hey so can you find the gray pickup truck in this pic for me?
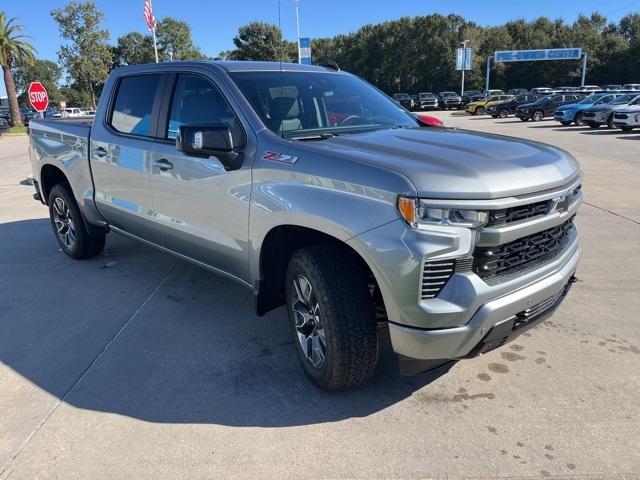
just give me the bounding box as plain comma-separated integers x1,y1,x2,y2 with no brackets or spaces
28,61,582,390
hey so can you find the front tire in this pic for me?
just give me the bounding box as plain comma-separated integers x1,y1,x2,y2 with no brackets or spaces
587,122,599,129
532,110,544,122
476,107,485,115
561,122,572,126
48,184,105,259
285,245,378,391
621,126,634,132
498,108,509,118
574,112,584,126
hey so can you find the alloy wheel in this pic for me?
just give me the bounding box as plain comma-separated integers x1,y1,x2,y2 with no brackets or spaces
52,197,77,250
291,274,326,369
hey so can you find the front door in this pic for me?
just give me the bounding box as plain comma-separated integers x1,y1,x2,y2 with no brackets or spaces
148,73,252,283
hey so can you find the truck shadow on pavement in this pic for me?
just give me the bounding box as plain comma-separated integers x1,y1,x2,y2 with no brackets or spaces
0,219,451,428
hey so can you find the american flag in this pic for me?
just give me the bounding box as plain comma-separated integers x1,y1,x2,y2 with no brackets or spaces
144,0,157,31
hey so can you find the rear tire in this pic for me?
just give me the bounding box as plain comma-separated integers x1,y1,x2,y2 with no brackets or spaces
48,184,105,260
498,108,509,118
476,107,485,115
560,122,572,126
621,126,634,132
587,122,599,129
532,110,544,122
285,245,378,391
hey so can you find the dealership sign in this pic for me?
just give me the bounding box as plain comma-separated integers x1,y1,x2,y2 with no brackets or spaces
494,48,582,63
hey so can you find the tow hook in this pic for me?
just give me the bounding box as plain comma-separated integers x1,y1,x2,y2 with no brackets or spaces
33,192,41,202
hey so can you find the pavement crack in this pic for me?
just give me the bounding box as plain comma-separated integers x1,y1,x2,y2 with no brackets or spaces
583,201,640,226
0,262,178,478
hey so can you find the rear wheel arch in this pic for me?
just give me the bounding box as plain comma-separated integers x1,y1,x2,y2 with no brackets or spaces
40,164,69,205
255,225,385,319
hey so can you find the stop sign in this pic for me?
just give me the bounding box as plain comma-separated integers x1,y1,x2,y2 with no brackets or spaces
28,82,49,113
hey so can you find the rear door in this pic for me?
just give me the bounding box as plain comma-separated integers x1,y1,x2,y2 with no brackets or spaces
90,73,165,237
147,71,254,282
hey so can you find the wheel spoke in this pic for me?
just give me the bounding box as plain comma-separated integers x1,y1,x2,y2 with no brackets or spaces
54,219,65,233
310,333,325,367
53,199,64,217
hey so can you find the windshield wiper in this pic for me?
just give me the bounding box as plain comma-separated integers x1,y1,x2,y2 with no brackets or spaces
290,132,336,141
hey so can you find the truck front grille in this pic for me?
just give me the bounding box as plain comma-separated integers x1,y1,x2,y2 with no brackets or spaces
487,200,551,226
473,217,575,279
420,260,455,299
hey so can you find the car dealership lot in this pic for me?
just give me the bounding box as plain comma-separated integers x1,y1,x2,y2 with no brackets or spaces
1,121,639,479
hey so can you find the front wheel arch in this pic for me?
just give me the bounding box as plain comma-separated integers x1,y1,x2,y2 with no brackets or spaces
255,225,386,320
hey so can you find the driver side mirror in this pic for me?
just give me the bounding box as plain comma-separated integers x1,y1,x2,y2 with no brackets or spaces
176,124,242,170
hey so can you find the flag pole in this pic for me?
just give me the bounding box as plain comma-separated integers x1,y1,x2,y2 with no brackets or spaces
152,27,159,63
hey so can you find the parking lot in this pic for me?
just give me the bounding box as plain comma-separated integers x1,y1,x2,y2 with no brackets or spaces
1,114,639,479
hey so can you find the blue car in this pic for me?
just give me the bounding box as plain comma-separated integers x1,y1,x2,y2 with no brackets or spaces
554,93,623,126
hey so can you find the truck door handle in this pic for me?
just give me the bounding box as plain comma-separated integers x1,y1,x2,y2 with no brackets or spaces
94,146,108,157
153,158,173,171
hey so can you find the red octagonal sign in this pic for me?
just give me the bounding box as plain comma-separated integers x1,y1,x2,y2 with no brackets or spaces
28,82,49,113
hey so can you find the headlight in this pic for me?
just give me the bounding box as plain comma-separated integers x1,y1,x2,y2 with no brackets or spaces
397,196,488,229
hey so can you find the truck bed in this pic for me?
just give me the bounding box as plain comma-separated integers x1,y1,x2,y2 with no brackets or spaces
29,117,93,139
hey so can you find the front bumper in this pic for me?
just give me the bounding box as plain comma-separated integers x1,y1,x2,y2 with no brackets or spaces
388,244,580,360
584,111,608,124
554,110,575,122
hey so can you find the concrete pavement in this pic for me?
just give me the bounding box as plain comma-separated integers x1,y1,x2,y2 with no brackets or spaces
0,118,638,479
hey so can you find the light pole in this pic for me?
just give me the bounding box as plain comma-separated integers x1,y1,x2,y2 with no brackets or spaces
460,40,469,96
294,0,301,64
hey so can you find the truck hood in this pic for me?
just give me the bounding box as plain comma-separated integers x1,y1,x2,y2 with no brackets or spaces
309,127,580,199
587,104,627,113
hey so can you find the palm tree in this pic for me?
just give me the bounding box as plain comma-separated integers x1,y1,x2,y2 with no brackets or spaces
0,12,36,127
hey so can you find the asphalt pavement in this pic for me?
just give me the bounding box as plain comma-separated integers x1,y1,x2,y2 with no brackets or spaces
0,115,639,479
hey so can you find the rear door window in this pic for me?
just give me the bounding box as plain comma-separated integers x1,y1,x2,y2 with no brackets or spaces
110,75,161,136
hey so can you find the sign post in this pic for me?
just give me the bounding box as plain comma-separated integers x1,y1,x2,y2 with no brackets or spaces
28,82,49,117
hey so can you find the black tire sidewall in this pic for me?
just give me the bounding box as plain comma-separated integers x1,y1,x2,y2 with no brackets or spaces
285,246,377,390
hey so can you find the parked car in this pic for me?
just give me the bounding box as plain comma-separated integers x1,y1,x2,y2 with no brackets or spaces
622,84,640,91
415,114,444,126
554,86,578,92
600,85,622,91
20,108,37,125
393,93,414,110
438,91,463,109
61,107,84,118
507,88,528,96
554,93,624,126
612,106,640,131
26,61,583,390
0,116,9,135
530,87,554,95
466,94,513,115
576,85,601,93
582,93,640,128
516,94,583,121
482,89,505,97
486,94,541,118
461,90,484,105
416,92,439,110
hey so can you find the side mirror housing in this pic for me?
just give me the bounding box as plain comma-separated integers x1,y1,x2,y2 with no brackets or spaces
176,124,242,170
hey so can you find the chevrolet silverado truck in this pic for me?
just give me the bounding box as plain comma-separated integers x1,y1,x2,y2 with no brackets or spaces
28,61,582,391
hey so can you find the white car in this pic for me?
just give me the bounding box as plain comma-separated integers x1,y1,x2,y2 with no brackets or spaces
612,106,640,131
61,107,84,118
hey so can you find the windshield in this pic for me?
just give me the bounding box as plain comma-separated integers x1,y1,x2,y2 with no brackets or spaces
394,94,410,100
441,92,457,96
419,93,436,99
610,94,638,105
230,71,417,138
577,94,602,104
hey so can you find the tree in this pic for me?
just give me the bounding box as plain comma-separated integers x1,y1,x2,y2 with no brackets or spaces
156,17,205,60
0,12,36,126
225,22,296,61
51,1,112,109
112,32,156,67
14,59,63,107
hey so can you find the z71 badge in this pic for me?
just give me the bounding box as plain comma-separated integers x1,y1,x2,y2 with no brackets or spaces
261,151,299,165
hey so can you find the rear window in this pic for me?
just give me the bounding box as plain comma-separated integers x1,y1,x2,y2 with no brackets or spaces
110,75,161,136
